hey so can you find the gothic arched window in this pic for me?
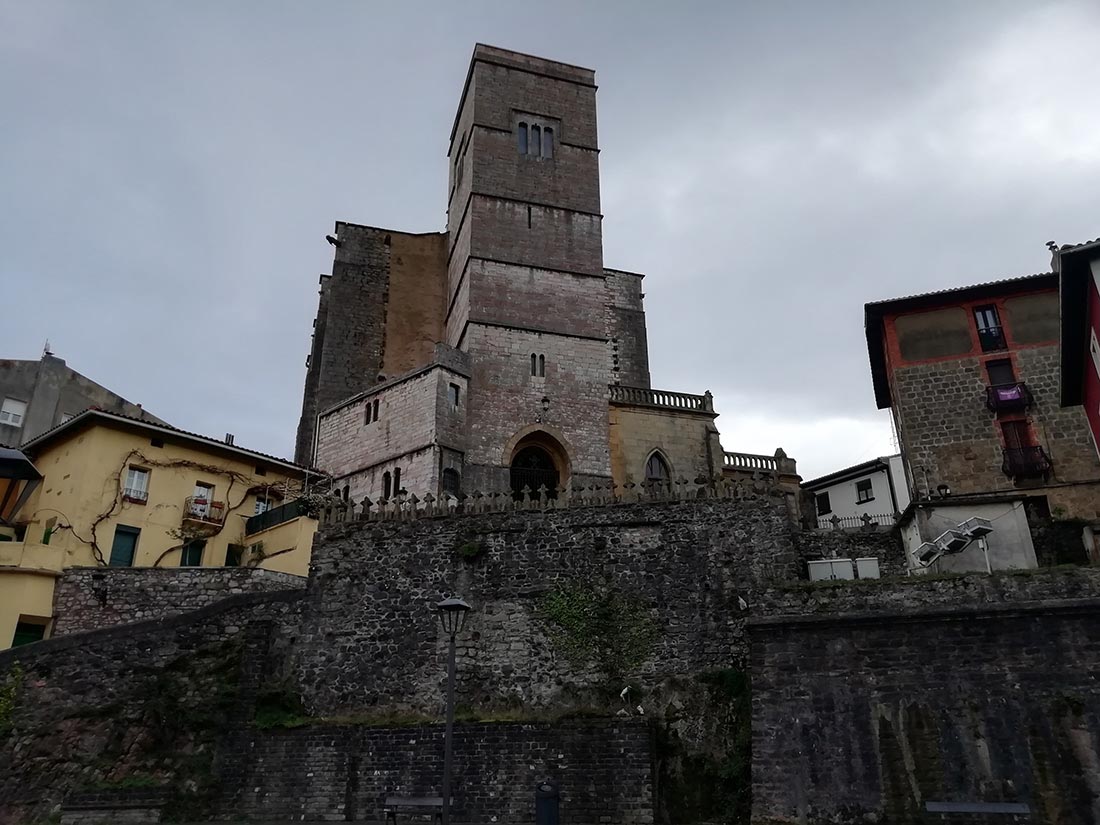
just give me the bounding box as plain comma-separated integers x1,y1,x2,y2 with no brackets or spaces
517,122,528,154
530,125,541,156
382,471,392,501
442,468,461,497
645,452,671,483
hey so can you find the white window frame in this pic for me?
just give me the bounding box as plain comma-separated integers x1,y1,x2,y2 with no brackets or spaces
0,398,27,428
124,467,150,501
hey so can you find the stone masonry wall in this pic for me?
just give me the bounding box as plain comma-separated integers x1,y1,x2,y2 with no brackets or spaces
608,405,718,488
0,590,304,824
606,269,651,389
795,527,907,578
291,496,800,716
750,590,1100,825
220,720,653,825
50,566,305,636
891,342,1100,516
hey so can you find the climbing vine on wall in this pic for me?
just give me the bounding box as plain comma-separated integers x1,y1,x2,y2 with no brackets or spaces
0,665,23,734
539,584,658,678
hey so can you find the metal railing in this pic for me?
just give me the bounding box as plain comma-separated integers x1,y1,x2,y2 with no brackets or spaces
1001,446,1052,479
817,513,898,530
245,498,311,536
122,487,148,503
985,382,1033,413
183,496,225,525
724,452,778,472
609,385,713,411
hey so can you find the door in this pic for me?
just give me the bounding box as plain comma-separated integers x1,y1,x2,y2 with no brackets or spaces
109,525,140,566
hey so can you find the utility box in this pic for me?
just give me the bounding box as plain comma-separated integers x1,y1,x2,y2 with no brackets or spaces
535,780,559,825
807,559,855,581
855,557,881,579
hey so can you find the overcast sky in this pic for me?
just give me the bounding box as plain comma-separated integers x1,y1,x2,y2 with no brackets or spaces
2,2,1098,480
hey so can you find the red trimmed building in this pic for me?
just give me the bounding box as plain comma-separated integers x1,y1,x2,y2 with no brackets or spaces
1057,237,1100,460
865,271,1100,571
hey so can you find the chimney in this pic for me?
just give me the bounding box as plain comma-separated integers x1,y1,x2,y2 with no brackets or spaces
225,433,235,445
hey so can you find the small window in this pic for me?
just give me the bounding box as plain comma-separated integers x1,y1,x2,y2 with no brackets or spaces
531,354,538,376
530,124,541,156
254,497,270,515
645,452,670,482
542,127,554,159
986,359,1016,386
342,485,350,501
124,467,150,503
815,492,832,516
180,539,205,567
442,468,461,496
974,305,1006,352
383,471,392,500
517,121,528,154
538,354,546,377
373,399,380,422
42,516,57,545
255,466,267,477
225,544,244,567
12,620,47,647
393,467,402,495
855,479,874,504
0,398,27,428
150,438,165,448
365,403,373,424
449,383,461,409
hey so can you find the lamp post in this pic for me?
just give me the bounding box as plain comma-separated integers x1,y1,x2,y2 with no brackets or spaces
437,596,471,825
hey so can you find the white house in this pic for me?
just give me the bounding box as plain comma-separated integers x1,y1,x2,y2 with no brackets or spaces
802,455,910,528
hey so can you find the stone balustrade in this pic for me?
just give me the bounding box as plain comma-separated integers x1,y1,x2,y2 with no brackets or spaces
608,384,714,412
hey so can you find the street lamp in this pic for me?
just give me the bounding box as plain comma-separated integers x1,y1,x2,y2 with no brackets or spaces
437,596,471,825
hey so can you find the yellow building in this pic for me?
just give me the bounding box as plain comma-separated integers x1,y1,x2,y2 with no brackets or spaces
0,410,323,648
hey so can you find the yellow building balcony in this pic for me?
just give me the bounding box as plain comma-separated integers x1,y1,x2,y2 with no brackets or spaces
182,496,227,533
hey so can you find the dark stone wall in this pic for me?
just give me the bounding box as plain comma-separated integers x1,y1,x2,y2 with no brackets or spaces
750,575,1100,825
291,496,800,716
795,527,907,578
219,720,653,825
51,566,305,636
0,591,303,824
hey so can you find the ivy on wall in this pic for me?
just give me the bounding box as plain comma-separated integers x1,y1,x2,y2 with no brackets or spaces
539,584,658,678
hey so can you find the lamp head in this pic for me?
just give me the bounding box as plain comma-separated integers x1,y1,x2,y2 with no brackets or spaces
436,596,471,636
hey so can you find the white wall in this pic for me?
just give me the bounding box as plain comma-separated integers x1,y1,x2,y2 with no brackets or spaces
811,464,900,527
901,500,1037,574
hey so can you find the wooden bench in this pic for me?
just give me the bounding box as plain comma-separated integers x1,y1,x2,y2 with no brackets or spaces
383,795,445,825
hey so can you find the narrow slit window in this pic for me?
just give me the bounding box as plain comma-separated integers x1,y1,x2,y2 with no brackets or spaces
530,125,541,156
372,399,380,422
365,404,372,424
531,354,538,376
393,467,401,495
527,206,532,229
538,354,546,377
542,127,554,158
383,472,392,500
517,122,528,154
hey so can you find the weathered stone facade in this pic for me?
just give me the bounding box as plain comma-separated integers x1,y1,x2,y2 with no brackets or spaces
869,275,1100,527
751,575,1100,824
295,45,768,504
219,721,653,825
50,566,305,636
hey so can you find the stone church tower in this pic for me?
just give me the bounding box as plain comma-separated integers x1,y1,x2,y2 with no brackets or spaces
296,45,794,501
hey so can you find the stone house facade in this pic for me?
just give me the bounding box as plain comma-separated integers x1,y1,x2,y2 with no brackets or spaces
865,271,1100,528
297,45,793,502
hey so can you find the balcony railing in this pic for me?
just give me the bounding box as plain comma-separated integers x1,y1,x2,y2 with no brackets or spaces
122,487,148,504
986,382,1032,413
724,452,779,472
1001,446,1052,479
244,498,313,536
183,496,226,525
609,385,713,412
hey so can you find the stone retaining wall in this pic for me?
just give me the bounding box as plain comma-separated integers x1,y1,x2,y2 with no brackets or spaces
51,566,305,636
220,720,653,825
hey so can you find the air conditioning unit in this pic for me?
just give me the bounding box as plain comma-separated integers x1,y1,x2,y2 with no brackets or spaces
959,516,993,539
915,542,941,565
934,529,971,555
